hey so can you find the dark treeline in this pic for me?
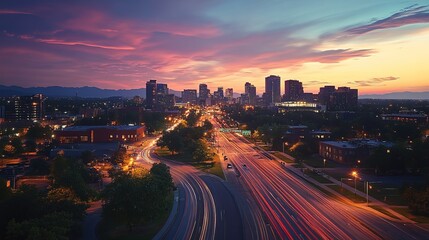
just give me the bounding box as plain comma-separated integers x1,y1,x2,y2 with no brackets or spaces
157,110,213,162
0,154,98,240
101,163,174,231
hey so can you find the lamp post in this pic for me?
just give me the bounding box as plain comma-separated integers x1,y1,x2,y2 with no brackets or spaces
283,142,289,153
323,158,326,168
352,171,358,195
365,181,381,205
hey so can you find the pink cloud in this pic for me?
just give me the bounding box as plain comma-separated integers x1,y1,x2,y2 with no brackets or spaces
0,9,33,15
35,38,135,50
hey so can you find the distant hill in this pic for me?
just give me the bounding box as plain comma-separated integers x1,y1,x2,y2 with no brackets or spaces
360,91,429,100
0,85,182,98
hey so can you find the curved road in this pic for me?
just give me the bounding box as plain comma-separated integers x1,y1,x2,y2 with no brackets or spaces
136,136,245,240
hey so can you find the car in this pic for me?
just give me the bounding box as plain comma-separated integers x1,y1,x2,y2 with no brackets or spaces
227,163,232,169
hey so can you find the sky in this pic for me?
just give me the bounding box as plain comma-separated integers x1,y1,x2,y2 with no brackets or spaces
1,0,429,95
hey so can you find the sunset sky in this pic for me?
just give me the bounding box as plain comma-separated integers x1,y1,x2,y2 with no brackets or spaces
1,1,429,95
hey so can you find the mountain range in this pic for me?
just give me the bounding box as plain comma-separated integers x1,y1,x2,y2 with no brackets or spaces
0,85,181,98
360,92,429,100
1,85,428,100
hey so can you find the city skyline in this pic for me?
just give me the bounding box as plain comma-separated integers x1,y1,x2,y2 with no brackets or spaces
1,1,429,95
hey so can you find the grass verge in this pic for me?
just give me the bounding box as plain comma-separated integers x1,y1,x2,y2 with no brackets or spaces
155,147,225,180
191,154,225,180
369,205,400,219
305,171,333,184
272,152,295,163
391,207,429,223
327,184,366,203
97,192,174,240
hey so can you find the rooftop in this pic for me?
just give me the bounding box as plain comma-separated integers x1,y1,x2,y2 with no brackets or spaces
321,139,393,149
61,125,143,131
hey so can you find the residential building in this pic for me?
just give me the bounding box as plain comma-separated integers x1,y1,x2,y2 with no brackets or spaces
5,94,45,121
319,139,392,164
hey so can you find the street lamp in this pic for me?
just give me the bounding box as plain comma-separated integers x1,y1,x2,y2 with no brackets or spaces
352,171,358,195
283,142,289,153
323,158,326,168
365,181,381,205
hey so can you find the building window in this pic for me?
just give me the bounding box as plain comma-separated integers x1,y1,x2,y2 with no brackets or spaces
80,136,89,142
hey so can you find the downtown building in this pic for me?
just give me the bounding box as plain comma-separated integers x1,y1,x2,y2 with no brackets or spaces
145,80,157,109
145,80,175,110
213,87,224,104
182,89,198,105
264,75,281,105
244,82,257,105
284,80,304,101
225,88,234,103
198,83,210,105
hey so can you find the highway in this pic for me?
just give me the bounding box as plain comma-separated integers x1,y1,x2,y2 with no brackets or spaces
215,121,429,239
136,136,244,240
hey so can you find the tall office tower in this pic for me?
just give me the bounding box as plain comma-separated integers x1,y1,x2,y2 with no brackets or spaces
6,94,45,121
225,88,233,100
182,89,198,105
248,85,257,105
156,84,169,95
155,83,169,110
245,82,252,94
199,84,209,104
329,87,358,111
244,82,257,105
265,75,281,105
146,79,157,109
217,87,224,99
318,86,336,105
284,80,304,101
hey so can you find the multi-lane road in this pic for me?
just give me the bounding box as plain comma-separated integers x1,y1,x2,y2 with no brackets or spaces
134,117,429,240
136,136,245,240
215,119,429,239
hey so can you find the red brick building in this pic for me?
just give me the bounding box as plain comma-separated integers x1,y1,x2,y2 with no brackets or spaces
55,125,145,143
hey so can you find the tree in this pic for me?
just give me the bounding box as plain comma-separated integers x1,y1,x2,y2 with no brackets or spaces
185,110,200,127
102,164,174,231
26,125,52,141
5,212,73,240
404,187,429,215
51,156,94,201
150,163,174,192
203,119,213,131
46,188,88,220
102,175,148,231
157,130,184,154
192,140,211,162
80,150,95,165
